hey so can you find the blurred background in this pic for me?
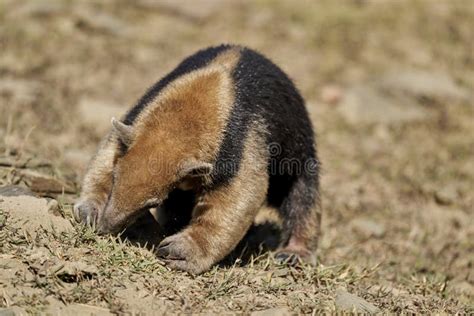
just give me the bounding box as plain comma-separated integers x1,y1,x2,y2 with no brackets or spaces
0,0,473,312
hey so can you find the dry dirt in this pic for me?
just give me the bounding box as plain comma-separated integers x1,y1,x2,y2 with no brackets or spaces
0,0,473,314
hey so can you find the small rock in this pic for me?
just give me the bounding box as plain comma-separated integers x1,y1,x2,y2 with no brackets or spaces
379,69,471,103
434,186,458,205
136,0,230,22
0,155,51,168
0,196,73,235
54,261,98,281
47,199,60,215
251,307,291,316
335,288,380,314
0,308,15,316
337,68,471,125
18,169,75,194
9,1,65,18
47,304,112,316
351,219,386,238
3,308,26,316
75,10,131,37
0,185,35,197
338,85,429,125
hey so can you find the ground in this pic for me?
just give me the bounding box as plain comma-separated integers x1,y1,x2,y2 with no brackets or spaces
0,0,473,314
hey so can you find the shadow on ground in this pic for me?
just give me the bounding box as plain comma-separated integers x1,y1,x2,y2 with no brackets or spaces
122,209,282,267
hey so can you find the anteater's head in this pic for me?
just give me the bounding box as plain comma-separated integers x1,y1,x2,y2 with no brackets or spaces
96,118,213,234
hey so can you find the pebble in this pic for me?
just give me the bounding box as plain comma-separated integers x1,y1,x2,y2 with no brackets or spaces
0,185,35,197
351,218,386,238
335,288,380,314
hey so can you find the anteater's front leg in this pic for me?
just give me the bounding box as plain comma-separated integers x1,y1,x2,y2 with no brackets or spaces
74,133,117,226
157,158,269,274
156,178,268,274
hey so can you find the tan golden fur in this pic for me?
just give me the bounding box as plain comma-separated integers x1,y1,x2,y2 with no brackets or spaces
158,124,269,274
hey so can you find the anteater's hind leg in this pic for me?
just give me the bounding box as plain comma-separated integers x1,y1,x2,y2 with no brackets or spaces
275,174,321,265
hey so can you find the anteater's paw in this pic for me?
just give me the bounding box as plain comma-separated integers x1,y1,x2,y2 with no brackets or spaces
274,249,317,266
156,232,210,274
73,199,101,227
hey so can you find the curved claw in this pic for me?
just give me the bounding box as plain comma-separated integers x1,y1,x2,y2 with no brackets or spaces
74,199,100,227
156,237,186,261
274,249,317,266
274,252,302,266
154,233,209,274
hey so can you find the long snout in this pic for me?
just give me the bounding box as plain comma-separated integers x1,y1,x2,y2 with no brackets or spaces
96,203,146,235
95,202,126,234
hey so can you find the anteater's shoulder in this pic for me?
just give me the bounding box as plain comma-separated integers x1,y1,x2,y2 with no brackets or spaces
124,44,245,125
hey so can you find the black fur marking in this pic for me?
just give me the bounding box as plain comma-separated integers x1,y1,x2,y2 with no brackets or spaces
159,189,195,235
211,47,319,187
210,47,320,242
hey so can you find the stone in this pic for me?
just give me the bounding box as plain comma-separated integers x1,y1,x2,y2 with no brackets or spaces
335,288,380,314
136,0,231,22
0,196,73,236
434,186,458,205
47,304,112,316
379,69,471,103
75,10,132,37
0,185,35,197
338,85,429,124
338,68,472,125
251,307,291,316
17,170,75,194
46,199,60,215
0,155,51,168
0,309,15,316
351,218,386,238
8,1,65,18
54,261,98,280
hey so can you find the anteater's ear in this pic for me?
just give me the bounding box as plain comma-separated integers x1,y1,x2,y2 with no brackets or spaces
179,160,213,178
111,117,134,146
